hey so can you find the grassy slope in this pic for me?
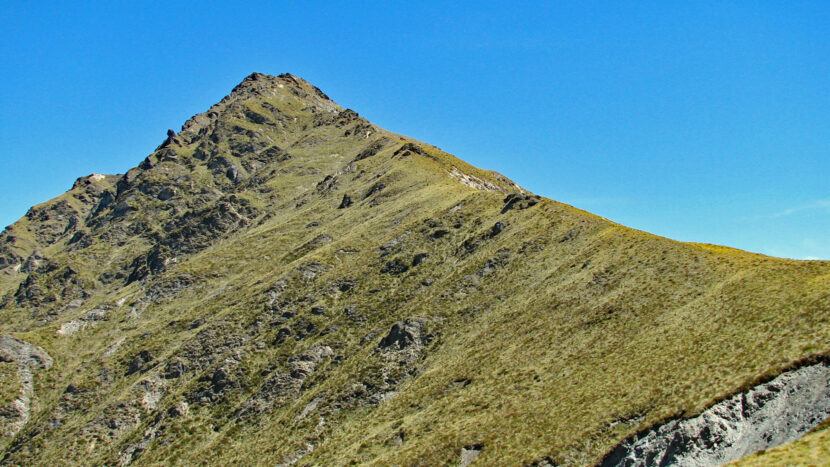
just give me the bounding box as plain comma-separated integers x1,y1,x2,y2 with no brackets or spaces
0,73,828,466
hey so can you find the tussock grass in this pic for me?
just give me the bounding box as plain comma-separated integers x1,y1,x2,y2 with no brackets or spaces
0,73,828,465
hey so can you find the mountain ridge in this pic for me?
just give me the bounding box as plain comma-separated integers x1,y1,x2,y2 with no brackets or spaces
0,73,828,466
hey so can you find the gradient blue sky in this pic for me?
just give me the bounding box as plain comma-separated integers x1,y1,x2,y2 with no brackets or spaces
1,1,828,259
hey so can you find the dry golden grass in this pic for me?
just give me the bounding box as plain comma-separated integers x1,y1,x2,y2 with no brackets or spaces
0,73,828,466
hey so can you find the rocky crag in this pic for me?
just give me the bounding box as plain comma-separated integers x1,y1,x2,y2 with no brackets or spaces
0,73,828,465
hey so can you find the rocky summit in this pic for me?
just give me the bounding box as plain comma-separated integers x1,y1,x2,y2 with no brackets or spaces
0,73,829,466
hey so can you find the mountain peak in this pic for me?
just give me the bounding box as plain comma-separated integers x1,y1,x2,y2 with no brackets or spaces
243,71,268,81
231,71,286,93
174,72,341,141
3,73,828,466
226,72,331,103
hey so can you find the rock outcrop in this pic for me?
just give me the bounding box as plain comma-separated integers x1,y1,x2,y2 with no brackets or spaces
0,335,52,443
601,362,830,466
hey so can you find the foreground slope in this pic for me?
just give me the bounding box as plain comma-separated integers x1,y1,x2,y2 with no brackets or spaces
0,73,828,466
731,420,830,466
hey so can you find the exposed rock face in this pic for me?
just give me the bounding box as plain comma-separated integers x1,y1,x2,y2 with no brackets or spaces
315,175,339,195
353,140,389,162
20,251,46,274
338,194,353,209
601,362,830,466
502,193,540,213
378,318,429,377
237,345,334,417
411,253,429,267
0,335,52,371
380,257,409,275
447,167,520,194
460,443,484,466
0,335,52,442
56,307,109,335
127,350,155,376
379,319,425,353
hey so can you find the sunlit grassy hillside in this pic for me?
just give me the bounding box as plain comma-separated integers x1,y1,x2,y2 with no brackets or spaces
0,73,828,466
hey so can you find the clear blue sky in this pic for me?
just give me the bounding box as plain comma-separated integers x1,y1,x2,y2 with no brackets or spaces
1,1,828,259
